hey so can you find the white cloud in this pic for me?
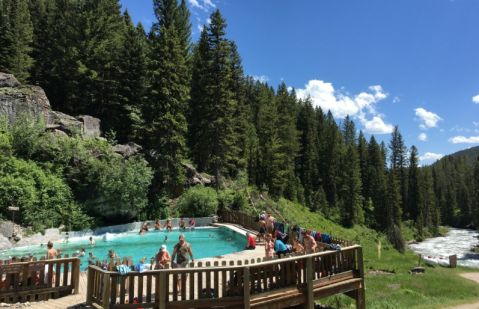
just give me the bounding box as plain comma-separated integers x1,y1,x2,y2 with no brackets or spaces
295,80,393,134
364,116,394,134
450,125,470,133
474,121,479,127
393,96,400,103
253,75,269,83
414,108,442,129
197,24,204,32
448,136,479,144
473,95,479,104
419,152,444,161
418,133,427,141
188,0,216,11
206,17,211,24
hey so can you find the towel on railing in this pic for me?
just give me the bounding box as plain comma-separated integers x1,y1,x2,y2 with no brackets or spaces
322,233,331,244
117,264,131,275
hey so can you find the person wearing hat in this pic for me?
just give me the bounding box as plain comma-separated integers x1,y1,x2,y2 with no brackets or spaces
155,245,171,269
28,253,34,262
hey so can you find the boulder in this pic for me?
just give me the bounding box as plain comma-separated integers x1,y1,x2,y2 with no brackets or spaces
44,228,62,241
15,232,44,247
0,235,12,250
0,73,20,88
52,129,68,137
112,142,141,157
181,162,214,187
0,221,14,238
79,115,101,138
46,111,82,134
0,84,51,124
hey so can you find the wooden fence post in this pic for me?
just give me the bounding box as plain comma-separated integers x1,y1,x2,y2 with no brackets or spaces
86,266,94,306
356,247,366,309
159,271,167,309
306,256,314,309
243,266,250,309
73,258,81,294
102,273,111,309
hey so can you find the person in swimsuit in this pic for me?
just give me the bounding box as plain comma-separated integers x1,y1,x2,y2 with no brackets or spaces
301,230,317,252
154,220,161,230
179,218,186,230
46,241,57,284
264,233,275,258
108,249,119,259
188,219,195,230
166,220,173,232
292,237,304,253
89,237,95,245
171,234,194,295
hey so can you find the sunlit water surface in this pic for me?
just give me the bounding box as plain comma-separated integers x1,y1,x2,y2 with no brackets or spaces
408,228,479,268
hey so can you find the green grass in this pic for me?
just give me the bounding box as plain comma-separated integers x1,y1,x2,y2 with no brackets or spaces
269,198,479,309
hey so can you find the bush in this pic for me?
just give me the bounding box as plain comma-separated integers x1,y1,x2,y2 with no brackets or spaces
176,186,218,217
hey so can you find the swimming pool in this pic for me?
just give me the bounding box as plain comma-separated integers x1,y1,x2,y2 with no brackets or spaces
0,227,245,271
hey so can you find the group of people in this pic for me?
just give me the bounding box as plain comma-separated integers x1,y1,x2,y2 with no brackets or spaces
139,218,196,234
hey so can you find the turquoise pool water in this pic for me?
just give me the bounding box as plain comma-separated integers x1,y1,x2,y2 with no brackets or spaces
0,227,245,271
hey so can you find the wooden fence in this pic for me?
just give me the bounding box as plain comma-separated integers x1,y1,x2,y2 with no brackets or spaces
221,210,355,247
86,245,365,309
0,255,81,303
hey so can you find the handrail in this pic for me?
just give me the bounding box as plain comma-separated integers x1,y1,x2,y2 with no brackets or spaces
86,244,365,309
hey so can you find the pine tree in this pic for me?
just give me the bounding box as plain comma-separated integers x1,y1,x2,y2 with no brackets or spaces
148,0,191,189
473,156,479,227
0,0,33,83
341,143,364,226
407,145,421,224
118,11,148,142
367,136,387,229
389,125,408,218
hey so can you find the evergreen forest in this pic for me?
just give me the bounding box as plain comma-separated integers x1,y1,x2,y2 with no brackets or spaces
1,0,479,250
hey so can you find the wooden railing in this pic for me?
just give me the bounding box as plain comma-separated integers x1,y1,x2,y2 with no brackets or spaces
86,245,365,309
0,255,81,303
221,210,355,247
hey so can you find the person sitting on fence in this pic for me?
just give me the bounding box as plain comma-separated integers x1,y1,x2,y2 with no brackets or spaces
28,252,34,262
301,230,317,252
139,228,145,235
142,222,150,232
154,220,161,230
150,257,156,270
244,232,256,250
274,238,290,257
89,236,95,245
264,233,275,258
179,218,186,230
166,219,173,232
292,237,304,253
171,234,194,296
155,245,171,269
108,249,119,259
188,219,196,230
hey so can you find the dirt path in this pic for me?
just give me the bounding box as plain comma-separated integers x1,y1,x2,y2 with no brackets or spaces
443,273,479,309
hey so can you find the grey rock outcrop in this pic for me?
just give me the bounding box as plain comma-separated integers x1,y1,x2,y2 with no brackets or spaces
182,162,214,187
14,228,62,247
0,235,12,250
112,142,142,158
79,115,101,138
0,72,101,140
0,73,20,88
0,221,14,238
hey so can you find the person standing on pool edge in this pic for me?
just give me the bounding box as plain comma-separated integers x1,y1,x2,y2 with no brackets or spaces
171,234,194,296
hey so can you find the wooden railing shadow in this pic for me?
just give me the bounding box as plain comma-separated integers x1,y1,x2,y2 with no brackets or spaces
86,245,365,309
0,254,81,303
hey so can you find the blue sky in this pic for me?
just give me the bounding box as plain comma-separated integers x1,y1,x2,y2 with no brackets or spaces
119,0,479,165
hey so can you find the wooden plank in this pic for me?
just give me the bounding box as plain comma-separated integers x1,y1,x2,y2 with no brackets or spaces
228,261,234,296
221,261,227,297
73,258,80,294
196,262,202,300
243,266,250,309
146,274,152,302
213,261,219,299
165,296,243,309
111,275,118,305
237,261,243,296
86,266,94,306
181,263,186,301
128,273,134,304
120,276,126,304
137,274,144,303
306,257,314,309
205,261,211,298
102,273,111,309
189,262,195,300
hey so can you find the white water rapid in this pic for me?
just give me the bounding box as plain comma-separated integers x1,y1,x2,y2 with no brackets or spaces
408,228,479,269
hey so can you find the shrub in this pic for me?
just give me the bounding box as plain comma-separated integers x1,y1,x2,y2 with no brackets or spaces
176,186,218,217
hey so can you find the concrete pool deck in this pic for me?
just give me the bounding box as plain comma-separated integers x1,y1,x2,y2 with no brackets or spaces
23,223,266,309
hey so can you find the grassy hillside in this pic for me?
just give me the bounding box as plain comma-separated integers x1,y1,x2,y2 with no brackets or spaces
268,198,479,309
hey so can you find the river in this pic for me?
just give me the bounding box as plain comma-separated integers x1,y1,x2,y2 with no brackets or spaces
408,228,479,268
